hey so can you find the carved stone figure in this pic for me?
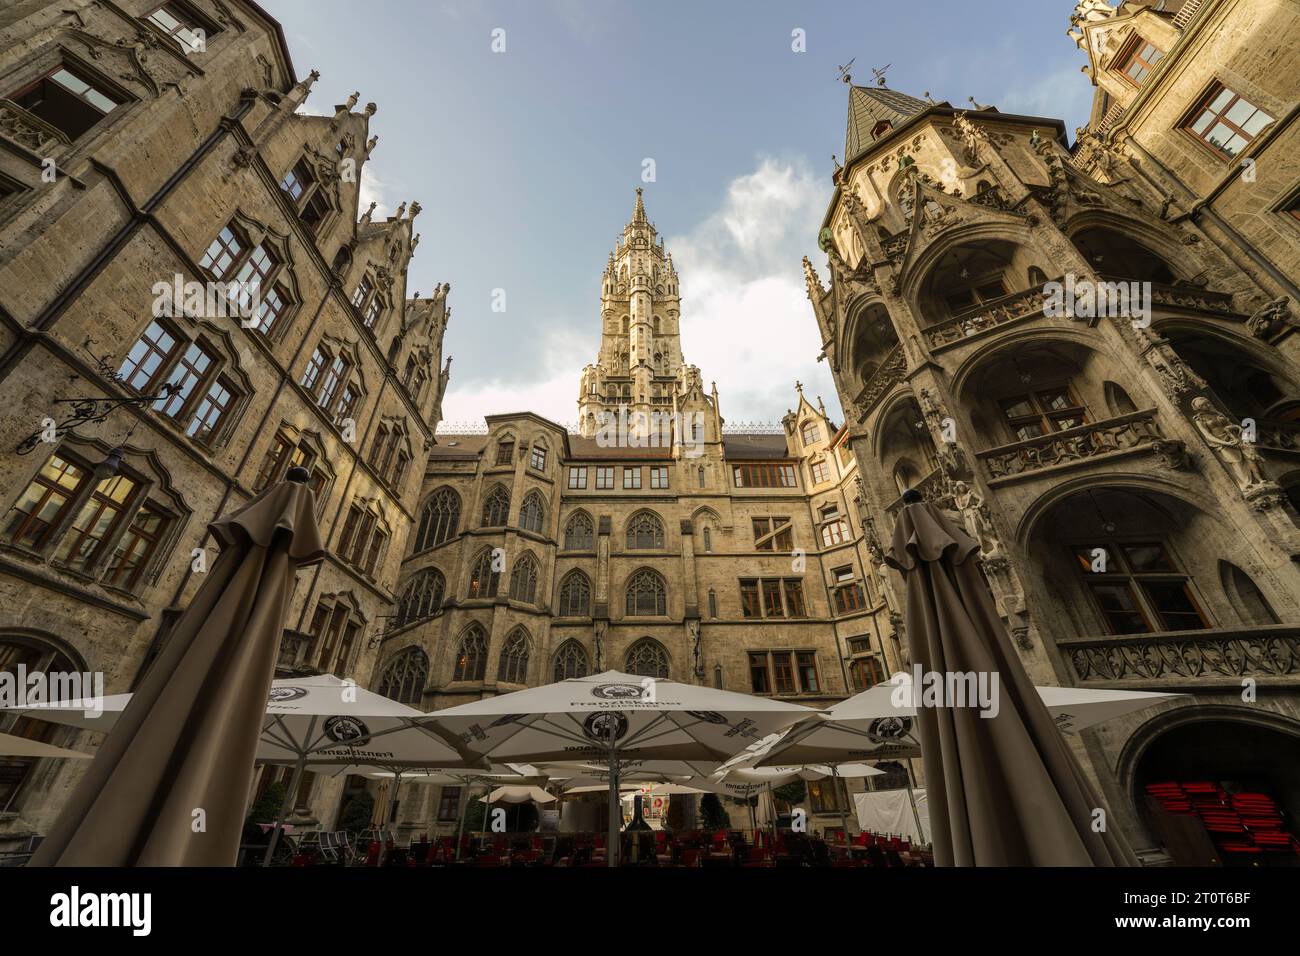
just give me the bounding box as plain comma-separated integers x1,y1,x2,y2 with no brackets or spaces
1191,396,1266,490
951,481,999,554
1246,297,1295,339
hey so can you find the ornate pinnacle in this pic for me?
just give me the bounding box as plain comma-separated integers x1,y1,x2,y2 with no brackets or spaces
803,256,825,300
632,186,647,224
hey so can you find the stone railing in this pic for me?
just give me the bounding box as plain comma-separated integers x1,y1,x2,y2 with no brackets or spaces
1061,624,1300,685
850,345,906,420
881,232,909,260
1147,281,1237,317
1173,0,1206,29
923,282,1057,350
980,408,1171,481
1257,418,1300,454
276,629,315,673
0,99,71,153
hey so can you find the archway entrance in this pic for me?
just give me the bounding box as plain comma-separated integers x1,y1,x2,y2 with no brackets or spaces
1135,719,1300,866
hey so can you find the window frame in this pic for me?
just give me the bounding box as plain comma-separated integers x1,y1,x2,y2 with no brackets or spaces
1179,82,1275,162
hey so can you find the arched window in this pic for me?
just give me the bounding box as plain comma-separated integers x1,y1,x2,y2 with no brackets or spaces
415,487,460,551
0,633,80,809
518,491,545,533
376,646,429,705
452,625,488,681
481,485,510,527
627,511,664,550
697,465,705,488
558,570,591,617
564,511,593,550
625,638,669,678
509,553,539,604
497,627,531,683
553,640,590,680
1028,265,1048,286
466,549,500,599
396,568,445,625
626,568,667,616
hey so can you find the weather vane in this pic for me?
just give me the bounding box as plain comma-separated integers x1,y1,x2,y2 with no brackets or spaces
836,57,855,85
872,63,891,87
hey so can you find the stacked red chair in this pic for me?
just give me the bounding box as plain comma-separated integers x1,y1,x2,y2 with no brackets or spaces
1146,781,1300,860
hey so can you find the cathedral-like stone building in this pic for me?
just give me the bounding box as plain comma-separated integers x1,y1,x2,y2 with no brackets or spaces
808,0,1300,863
376,188,895,836
0,0,449,842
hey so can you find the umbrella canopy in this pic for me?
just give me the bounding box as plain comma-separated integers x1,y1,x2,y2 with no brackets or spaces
31,470,325,867
420,669,814,865
751,674,1179,766
7,675,467,769
0,732,90,760
479,785,556,804
420,670,816,765
885,497,1139,866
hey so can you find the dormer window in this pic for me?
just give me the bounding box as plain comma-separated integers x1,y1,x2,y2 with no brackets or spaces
1116,36,1163,87
10,63,124,140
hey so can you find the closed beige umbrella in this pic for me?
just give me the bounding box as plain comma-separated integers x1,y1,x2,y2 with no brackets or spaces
885,494,1137,867
32,469,324,867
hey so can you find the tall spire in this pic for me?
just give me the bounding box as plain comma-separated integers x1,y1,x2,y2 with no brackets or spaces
632,186,647,225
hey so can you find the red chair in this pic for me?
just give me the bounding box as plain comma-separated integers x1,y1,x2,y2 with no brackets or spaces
681,849,701,868
363,841,381,867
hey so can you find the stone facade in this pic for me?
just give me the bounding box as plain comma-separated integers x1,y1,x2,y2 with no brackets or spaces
811,0,1300,862
377,191,896,836
0,0,449,839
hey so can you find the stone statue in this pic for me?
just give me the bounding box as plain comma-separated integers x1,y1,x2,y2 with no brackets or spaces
1246,297,1294,339
952,481,999,554
1191,396,1266,490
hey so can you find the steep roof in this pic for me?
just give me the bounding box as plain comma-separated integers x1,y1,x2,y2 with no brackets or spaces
845,85,931,161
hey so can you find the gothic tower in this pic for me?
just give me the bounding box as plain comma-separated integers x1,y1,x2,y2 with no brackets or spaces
577,188,686,437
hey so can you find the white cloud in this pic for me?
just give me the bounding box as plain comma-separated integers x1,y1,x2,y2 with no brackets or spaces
358,162,392,220
669,157,841,427
437,156,842,433
437,325,587,432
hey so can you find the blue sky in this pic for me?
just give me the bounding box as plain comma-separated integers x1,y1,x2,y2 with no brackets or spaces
259,0,1094,431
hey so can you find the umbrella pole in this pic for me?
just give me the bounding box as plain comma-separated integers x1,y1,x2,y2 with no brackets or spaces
607,750,620,868
263,752,307,867
454,780,469,862
833,765,850,845
376,770,401,866
767,782,778,846
906,782,925,844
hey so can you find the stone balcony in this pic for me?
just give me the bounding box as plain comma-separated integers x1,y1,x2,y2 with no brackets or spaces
978,408,1184,485
275,628,318,676
923,283,1057,352
850,344,907,421
1060,624,1300,689
0,99,71,155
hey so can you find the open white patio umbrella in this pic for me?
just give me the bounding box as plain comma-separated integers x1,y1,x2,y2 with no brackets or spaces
0,732,90,760
751,673,1181,766
478,785,556,805
419,669,815,865
4,674,466,863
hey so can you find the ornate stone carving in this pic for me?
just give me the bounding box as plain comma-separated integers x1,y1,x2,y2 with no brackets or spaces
0,100,70,152
1190,396,1269,491
924,284,1052,349
981,409,1165,479
951,481,999,554
1063,627,1300,682
1246,296,1296,339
